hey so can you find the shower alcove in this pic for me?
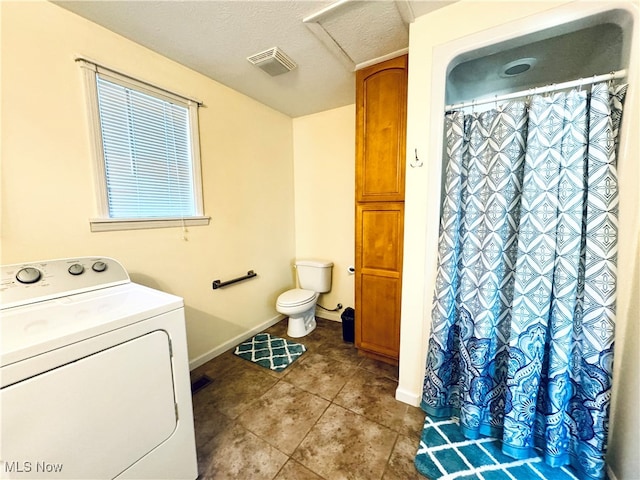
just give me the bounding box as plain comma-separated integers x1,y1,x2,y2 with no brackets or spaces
444,8,633,110
398,2,638,479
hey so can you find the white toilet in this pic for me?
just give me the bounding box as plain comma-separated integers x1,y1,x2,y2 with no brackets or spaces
276,259,333,338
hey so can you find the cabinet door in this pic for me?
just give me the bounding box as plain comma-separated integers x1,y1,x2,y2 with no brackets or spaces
355,202,404,362
356,55,408,203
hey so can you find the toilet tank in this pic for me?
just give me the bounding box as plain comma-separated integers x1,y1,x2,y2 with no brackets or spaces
295,260,333,293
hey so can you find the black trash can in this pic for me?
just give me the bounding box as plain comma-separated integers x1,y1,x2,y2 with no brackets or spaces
341,307,355,343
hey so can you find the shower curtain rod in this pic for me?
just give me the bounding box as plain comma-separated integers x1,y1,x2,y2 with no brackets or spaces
445,69,627,112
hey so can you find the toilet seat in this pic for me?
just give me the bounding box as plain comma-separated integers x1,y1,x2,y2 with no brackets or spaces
276,288,316,308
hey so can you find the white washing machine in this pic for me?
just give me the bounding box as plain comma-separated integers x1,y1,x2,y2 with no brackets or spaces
0,257,198,479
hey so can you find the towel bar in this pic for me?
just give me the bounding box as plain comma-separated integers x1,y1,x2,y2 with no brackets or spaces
212,270,257,289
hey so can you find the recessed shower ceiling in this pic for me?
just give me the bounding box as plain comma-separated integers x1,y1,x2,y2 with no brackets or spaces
446,10,631,106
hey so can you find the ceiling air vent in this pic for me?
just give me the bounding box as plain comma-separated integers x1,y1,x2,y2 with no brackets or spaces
247,47,297,76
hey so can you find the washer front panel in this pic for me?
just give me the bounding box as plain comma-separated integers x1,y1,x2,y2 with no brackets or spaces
1,330,177,479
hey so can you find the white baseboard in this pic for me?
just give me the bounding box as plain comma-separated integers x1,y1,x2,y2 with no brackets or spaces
189,311,343,370
395,386,422,407
189,314,286,370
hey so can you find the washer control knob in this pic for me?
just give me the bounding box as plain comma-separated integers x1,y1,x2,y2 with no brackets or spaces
16,267,42,284
68,263,85,276
92,261,107,273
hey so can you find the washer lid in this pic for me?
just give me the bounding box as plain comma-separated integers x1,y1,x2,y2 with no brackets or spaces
277,288,316,307
0,283,183,367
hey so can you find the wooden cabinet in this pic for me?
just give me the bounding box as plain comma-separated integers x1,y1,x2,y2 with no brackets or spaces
355,55,407,364
356,55,407,203
355,203,404,361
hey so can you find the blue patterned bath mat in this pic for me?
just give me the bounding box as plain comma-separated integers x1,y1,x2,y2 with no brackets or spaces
415,416,579,480
234,333,306,371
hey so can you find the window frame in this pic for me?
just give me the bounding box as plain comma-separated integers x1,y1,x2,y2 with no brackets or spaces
79,59,209,232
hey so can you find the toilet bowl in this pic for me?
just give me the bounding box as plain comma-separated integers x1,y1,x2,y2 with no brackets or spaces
276,289,319,337
276,259,333,338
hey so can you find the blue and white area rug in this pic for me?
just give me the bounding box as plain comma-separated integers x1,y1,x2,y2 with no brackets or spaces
415,416,579,480
234,333,306,371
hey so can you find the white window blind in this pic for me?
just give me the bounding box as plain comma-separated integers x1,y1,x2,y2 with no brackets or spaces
79,58,209,232
96,75,196,218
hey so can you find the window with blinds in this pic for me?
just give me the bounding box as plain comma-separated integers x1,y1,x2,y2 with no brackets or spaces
79,59,209,232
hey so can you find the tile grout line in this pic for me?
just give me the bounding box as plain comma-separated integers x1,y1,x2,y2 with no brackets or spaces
380,431,402,480
286,397,333,480
193,318,423,480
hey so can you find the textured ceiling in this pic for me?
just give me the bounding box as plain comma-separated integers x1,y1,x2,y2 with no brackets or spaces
52,0,454,117
311,1,410,66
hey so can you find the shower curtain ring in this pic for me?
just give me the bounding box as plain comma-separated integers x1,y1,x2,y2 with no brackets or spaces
544,84,554,97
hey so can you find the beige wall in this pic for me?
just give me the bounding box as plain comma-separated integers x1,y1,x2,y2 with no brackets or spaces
400,2,640,479
292,105,356,321
0,1,297,367
607,242,640,480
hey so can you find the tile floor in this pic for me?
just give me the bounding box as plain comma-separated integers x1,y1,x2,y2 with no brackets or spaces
190,317,429,480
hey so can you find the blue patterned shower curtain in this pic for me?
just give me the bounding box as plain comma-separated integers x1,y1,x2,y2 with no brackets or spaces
420,82,627,480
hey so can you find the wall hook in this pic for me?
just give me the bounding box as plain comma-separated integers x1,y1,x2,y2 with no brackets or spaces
410,148,423,168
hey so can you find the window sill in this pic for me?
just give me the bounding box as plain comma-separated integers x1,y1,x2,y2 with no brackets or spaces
90,216,210,232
